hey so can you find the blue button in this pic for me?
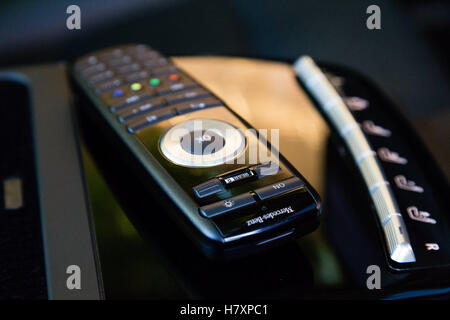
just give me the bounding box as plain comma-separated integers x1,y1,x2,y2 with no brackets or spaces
113,89,123,98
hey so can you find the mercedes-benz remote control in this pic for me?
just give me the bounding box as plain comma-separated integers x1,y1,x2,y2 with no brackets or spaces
71,44,321,258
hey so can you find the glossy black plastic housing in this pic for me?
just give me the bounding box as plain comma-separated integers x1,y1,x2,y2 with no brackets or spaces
70,44,321,259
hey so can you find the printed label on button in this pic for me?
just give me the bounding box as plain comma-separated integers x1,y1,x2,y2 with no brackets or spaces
394,175,424,193
344,96,369,111
224,200,235,208
378,147,408,165
199,192,256,218
362,120,391,137
254,177,304,200
425,243,439,251
407,206,436,224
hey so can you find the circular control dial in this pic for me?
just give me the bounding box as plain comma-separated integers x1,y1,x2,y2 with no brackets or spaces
160,119,246,167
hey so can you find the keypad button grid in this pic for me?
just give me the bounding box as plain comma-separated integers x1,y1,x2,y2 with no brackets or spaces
75,45,224,133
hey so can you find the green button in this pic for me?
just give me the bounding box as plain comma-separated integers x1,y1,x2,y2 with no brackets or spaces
130,82,142,91
150,78,160,86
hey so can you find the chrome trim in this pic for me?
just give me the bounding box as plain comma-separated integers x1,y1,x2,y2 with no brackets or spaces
294,56,415,263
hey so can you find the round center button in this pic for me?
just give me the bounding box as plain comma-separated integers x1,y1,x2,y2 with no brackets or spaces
160,119,246,167
180,129,226,156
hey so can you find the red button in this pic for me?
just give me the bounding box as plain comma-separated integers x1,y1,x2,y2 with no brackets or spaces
169,74,179,81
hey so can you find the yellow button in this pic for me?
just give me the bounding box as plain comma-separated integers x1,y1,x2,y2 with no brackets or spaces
130,82,142,91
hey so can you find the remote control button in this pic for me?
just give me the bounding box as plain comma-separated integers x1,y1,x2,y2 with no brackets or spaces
107,55,132,67
126,70,150,83
199,192,256,218
133,50,162,61
123,44,153,55
116,63,141,75
81,63,106,77
254,177,304,200
149,77,161,86
112,89,124,98
212,188,316,239
160,119,246,167
193,178,225,198
180,129,226,155
152,65,179,76
126,108,176,133
143,58,170,69
130,82,143,92
252,162,280,177
95,78,123,94
88,70,114,85
166,88,211,105
76,55,99,70
156,78,199,95
108,88,156,113
221,168,257,188
98,48,124,60
117,97,166,123
175,97,222,114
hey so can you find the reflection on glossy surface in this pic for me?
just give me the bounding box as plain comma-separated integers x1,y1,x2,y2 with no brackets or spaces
78,57,416,299
81,145,187,298
173,57,330,194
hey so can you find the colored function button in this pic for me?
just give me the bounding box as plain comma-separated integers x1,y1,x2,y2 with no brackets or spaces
254,177,304,200
149,78,160,86
193,178,225,198
112,89,124,98
130,82,143,91
199,192,256,218
169,74,180,81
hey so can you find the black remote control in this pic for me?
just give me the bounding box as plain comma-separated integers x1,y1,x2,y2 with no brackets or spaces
71,44,321,258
